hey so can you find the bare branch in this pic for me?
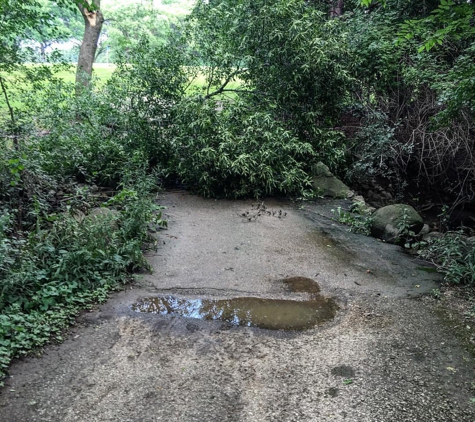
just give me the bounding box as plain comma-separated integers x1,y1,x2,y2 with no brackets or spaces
204,68,249,99
0,75,18,151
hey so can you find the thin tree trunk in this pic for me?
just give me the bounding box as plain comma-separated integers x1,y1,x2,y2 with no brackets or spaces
0,75,19,151
75,0,103,93
40,42,46,62
330,0,344,18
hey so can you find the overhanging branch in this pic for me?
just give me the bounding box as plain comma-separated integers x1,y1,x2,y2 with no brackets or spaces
204,68,251,99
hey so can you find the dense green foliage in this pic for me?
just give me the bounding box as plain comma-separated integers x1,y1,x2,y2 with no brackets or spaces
348,0,475,208
187,0,349,169
3,0,195,63
172,97,315,197
1,0,475,385
420,232,475,285
0,87,164,380
0,172,162,377
7,0,473,205
0,1,167,380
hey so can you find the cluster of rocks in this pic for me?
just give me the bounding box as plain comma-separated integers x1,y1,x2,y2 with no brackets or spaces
364,185,393,203
311,162,444,244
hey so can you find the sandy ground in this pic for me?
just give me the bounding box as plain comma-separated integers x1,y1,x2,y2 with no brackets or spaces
1,191,474,421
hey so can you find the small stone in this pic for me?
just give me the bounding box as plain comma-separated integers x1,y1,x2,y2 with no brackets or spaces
418,224,430,236
423,231,443,241
352,195,366,205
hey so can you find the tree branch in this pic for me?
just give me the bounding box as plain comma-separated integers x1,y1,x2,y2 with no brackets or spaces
0,75,18,151
206,66,214,97
204,68,249,99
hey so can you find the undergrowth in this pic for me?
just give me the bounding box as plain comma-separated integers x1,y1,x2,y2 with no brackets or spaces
419,232,475,286
0,168,164,385
331,205,373,235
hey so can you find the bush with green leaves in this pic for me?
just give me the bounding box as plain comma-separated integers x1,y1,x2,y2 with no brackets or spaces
186,0,350,170
419,232,475,286
25,38,190,185
172,96,315,198
0,168,163,384
331,205,373,235
25,79,131,186
1,66,165,384
346,111,405,192
107,36,188,167
345,1,475,204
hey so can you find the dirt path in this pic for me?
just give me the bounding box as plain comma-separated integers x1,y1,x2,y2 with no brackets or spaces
1,192,474,421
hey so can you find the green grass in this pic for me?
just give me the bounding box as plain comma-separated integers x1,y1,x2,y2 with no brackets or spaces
0,64,242,116
0,63,116,84
0,64,116,113
53,63,116,84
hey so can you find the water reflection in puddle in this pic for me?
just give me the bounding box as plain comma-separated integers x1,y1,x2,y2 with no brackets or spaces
131,278,338,331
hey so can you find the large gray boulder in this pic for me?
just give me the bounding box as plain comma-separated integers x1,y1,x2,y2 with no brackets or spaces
312,162,352,199
371,204,423,243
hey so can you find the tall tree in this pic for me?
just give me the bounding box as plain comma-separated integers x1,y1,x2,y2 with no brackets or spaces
75,0,104,90
24,0,81,62
100,0,194,63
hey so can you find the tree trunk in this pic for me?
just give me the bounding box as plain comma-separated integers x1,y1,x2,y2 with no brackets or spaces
75,0,103,92
330,0,344,18
40,42,46,62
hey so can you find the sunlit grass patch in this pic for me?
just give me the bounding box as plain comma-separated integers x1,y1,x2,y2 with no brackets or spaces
44,63,116,85
185,68,243,99
0,64,116,113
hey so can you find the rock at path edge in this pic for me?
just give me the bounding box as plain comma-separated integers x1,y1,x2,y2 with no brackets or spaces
312,162,353,199
371,204,423,244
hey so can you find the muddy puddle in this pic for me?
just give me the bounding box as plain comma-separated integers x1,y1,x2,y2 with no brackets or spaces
131,277,338,331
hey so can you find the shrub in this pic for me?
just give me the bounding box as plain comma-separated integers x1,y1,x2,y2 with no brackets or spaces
0,167,162,385
346,111,404,191
172,97,315,198
419,232,475,285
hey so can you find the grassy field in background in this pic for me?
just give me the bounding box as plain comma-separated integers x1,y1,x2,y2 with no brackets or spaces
0,64,117,111
1,63,242,113
53,63,117,84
